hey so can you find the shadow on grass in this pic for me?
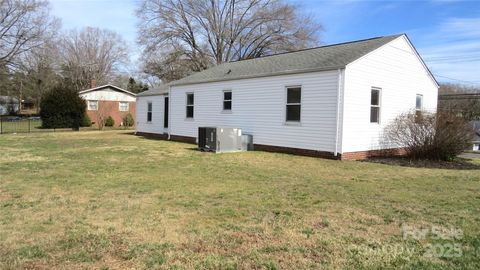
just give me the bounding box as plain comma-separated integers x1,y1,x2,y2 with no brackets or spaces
364,157,480,170
119,131,136,136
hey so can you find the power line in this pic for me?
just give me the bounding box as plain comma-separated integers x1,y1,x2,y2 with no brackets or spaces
433,74,480,86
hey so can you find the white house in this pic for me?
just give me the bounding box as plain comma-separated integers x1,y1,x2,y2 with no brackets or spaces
136,34,438,160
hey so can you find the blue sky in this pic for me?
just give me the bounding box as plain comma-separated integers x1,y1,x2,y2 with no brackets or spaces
50,0,480,85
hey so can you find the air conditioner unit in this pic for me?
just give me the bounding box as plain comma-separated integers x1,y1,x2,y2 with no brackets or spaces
198,127,245,153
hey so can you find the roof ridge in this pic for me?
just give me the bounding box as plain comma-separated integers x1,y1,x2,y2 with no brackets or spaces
228,34,404,64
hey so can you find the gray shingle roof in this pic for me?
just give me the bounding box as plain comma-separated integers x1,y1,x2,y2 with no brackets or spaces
170,34,403,86
137,84,169,97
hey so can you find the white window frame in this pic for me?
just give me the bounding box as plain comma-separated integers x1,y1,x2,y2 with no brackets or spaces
87,100,98,111
222,90,232,112
416,94,423,112
186,92,194,119
119,101,129,112
370,87,381,124
285,85,302,125
147,101,152,123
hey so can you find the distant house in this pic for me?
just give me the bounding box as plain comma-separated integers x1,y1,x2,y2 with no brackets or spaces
0,96,20,115
79,84,136,127
136,34,439,160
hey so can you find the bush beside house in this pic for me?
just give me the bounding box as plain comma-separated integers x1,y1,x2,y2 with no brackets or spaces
81,112,92,127
383,110,472,161
122,113,134,127
105,116,115,127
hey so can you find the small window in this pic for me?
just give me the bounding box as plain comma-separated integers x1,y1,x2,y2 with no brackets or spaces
286,87,301,122
370,88,381,123
88,100,98,111
186,93,194,118
416,94,423,111
223,91,232,111
147,102,152,122
119,102,129,111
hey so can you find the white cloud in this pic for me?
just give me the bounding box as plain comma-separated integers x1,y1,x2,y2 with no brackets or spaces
414,16,480,84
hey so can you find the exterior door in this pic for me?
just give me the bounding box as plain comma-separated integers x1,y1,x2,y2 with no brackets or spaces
164,97,169,128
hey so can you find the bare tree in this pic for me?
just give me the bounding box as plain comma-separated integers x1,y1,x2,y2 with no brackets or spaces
0,0,59,69
60,27,129,91
93,100,115,130
17,39,62,112
438,83,480,121
137,0,321,82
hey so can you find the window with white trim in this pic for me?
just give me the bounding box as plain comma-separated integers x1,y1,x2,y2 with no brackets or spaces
119,101,129,111
416,94,423,112
186,93,194,118
370,88,381,123
223,91,232,111
87,100,98,111
147,102,152,122
286,87,301,122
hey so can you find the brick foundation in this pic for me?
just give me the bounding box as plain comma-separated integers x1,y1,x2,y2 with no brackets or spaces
340,148,407,160
135,132,168,140
169,135,197,144
254,144,338,159
135,132,196,144
135,132,407,161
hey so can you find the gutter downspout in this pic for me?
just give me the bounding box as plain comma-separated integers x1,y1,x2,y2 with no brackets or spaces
334,69,343,158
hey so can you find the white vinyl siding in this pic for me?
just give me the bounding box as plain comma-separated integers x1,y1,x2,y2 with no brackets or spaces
169,70,340,152
341,36,438,153
80,87,135,102
136,95,167,134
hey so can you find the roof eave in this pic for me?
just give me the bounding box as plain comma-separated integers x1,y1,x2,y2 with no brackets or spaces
137,91,169,97
79,84,137,97
170,66,345,87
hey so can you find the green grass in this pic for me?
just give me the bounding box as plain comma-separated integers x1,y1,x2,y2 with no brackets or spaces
0,130,479,269
0,119,42,133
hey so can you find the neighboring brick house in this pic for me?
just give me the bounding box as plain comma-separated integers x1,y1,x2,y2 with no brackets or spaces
79,84,136,127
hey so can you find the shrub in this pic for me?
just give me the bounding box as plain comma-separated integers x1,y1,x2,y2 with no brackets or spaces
105,116,115,127
40,85,86,129
81,112,92,127
383,110,472,161
122,113,134,127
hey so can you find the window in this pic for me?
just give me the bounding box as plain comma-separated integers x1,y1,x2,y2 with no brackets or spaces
286,87,301,122
119,101,129,111
416,94,423,111
370,88,381,123
88,100,98,111
147,102,152,122
186,93,194,118
223,91,232,111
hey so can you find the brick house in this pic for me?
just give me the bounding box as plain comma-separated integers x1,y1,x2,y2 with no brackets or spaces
79,84,136,127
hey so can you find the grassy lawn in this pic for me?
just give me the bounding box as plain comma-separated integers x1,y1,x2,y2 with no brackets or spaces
0,131,479,269
0,119,43,134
